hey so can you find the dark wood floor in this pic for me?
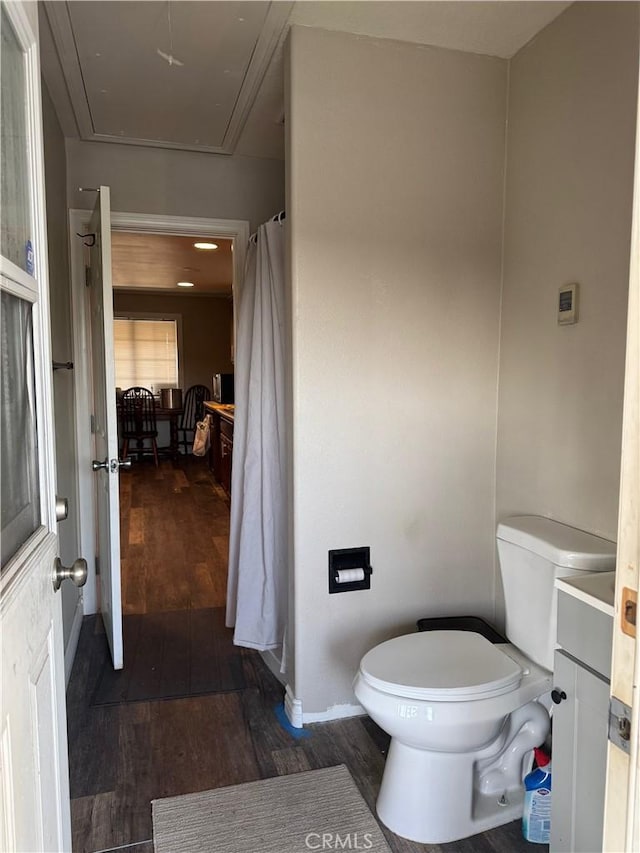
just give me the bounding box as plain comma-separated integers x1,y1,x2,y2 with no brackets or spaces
67,458,541,853
119,458,230,614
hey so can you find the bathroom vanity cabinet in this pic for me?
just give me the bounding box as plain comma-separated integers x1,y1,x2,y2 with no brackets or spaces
551,573,615,853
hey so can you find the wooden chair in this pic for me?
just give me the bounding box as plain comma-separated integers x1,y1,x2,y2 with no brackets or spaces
120,386,159,466
178,384,210,455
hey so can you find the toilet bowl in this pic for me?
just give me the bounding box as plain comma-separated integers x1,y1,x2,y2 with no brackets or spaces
353,631,552,844
355,516,617,844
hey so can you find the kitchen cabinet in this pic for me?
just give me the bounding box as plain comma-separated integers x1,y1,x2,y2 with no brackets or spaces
204,402,234,496
219,418,233,495
551,575,614,853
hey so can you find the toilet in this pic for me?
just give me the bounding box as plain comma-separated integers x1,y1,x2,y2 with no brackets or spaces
353,516,616,844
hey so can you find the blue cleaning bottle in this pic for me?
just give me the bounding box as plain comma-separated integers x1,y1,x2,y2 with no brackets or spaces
522,747,552,843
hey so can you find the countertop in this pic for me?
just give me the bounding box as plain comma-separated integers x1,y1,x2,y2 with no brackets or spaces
555,571,616,618
204,401,235,423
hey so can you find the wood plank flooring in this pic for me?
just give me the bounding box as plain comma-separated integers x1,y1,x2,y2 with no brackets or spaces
67,458,542,853
119,458,230,614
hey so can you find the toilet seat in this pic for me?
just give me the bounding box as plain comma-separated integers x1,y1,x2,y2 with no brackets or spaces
359,630,523,702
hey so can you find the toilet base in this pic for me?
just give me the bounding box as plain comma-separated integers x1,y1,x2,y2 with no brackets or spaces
376,738,526,844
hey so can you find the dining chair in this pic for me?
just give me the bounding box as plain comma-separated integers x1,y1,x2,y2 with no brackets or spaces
120,386,159,466
178,384,210,455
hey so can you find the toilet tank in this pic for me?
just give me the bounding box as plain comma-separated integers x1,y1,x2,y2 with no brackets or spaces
497,516,616,670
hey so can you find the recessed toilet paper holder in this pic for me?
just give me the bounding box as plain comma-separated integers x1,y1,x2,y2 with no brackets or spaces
329,547,372,593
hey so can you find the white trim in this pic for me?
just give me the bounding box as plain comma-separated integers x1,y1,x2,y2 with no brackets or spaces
0,256,37,298
303,703,366,724
603,49,640,853
70,209,250,615
64,596,84,688
284,685,304,729
222,3,294,153
283,685,366,728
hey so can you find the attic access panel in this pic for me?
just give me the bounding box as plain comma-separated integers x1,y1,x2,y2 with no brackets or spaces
62,1,271,150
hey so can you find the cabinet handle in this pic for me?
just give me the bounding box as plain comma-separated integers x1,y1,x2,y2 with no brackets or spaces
551,688,567,704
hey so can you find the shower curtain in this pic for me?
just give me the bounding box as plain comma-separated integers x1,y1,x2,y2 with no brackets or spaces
226,215,287,651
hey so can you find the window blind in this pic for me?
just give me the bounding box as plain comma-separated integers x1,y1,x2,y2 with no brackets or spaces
114,318,178,392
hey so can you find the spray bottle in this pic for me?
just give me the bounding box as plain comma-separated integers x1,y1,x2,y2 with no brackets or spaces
522,747,552,844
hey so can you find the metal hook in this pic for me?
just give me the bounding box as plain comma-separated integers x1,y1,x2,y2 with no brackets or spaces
76,232,96,247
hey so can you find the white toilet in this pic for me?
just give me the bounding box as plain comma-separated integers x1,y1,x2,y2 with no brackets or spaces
354,516,616,844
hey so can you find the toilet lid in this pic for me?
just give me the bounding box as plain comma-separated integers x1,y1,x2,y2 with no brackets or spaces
359,631,523,701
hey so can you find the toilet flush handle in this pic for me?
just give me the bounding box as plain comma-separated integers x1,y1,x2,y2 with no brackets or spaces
551,688,567,704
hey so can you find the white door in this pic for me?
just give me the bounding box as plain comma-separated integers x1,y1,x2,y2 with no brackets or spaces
88,187,124,669
0,2,72,850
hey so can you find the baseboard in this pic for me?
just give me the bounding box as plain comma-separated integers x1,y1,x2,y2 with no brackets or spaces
303,702,366,724
259,648,286,685
64,595,84,688
284,685,366,728
284,685,304,728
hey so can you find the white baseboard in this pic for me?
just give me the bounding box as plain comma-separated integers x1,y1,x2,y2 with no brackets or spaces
64,595,84,687
284,684,366,728
284,685,304,728
259,648,286,685
303,702,366,723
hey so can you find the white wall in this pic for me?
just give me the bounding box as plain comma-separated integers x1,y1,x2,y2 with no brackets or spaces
496,3,639,549
66,140,284,232
287,27,508,714
42,81,82,656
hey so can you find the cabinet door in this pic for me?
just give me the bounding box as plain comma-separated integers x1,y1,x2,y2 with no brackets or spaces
551,650,610,852
209,413,221,477
220,433,233,495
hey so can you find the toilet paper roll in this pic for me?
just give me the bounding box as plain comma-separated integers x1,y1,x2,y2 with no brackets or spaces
335,568,365,584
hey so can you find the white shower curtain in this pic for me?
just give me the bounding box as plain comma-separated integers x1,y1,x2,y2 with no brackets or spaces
226,216,287,650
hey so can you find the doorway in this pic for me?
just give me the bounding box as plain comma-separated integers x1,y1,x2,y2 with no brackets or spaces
97,227,237,701
68,209,249,624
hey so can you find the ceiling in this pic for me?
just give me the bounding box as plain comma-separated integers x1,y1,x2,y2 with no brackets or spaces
111,232,233,295
41,1,571,161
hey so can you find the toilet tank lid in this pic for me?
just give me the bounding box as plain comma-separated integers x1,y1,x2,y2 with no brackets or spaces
497,516,616,570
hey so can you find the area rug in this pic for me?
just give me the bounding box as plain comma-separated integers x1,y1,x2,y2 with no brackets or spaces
91,608,246,705
152,764,391,853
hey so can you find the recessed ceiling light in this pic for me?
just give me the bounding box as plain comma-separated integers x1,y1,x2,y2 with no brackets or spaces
194,242,218,251
177,281,194,288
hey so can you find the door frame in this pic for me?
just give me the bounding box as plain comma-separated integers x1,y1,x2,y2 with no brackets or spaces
602,52,640,853
68,210,249,617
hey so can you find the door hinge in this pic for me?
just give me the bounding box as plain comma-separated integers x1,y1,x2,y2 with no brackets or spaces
609,695,631,753
90,413,96,433
95,556,100,576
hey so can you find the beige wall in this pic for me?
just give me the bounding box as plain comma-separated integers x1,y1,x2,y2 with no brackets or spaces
112,291,233,393
287,27,508,713
496,3,639,553
42,80,81,654
66,139,285,232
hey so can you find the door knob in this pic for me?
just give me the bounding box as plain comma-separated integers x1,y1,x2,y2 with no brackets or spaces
92,458,108,471
551,688,567,704
110,457,132,472
53,557,88,592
